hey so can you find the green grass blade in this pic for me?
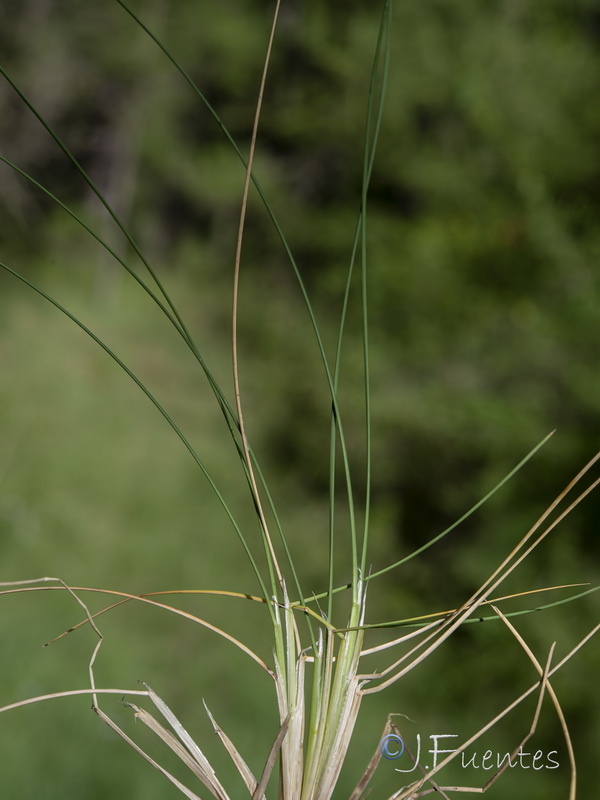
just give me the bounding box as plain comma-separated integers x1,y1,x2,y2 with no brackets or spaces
0,155,190,341
359,0,392,577
351,584,600,632
297,431,556,606
0,66,194,350
324,0,393,618
1,149,314,636
368,430,556,581
0,67,283,547
115,0,361,605
0,157,303,610
0,261,272,610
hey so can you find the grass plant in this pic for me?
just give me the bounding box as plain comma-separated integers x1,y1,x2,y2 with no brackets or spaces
0,2,598,798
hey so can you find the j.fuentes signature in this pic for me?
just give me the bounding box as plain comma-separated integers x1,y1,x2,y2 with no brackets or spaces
380,733,559,772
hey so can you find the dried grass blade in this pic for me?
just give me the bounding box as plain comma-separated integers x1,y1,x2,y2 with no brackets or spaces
203,701,258,795
274,639,305,800
491,604,577,800
316,676,362,800
144,684,230,800
0,687,148,715
0,584,274,675
348,714,434,800
387,623,599,799
348,715,393,800
289,653,306,798
405,646,556,797
231,0,284,589
356,582,589,638
45,588,274,647
127,703,224,796
252,713,291,800
365,465,600,693
95,706,205,800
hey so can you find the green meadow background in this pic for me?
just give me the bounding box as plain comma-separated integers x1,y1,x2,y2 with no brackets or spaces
0,2,598,797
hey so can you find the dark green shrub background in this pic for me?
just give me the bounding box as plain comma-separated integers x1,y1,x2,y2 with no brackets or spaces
0,1,598,797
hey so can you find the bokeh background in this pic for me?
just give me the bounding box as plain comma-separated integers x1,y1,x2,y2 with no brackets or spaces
0,1,599,798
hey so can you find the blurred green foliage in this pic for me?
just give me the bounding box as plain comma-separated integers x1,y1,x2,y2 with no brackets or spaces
0,1,598,798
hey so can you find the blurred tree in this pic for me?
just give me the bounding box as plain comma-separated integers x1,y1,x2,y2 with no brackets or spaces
0,2,598,797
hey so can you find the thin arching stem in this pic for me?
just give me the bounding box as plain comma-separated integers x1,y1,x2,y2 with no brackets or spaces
231,0,284,593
